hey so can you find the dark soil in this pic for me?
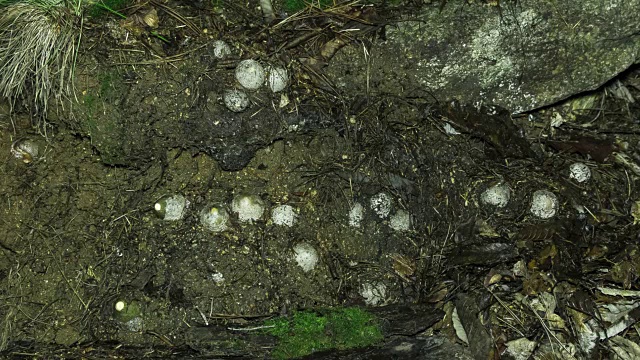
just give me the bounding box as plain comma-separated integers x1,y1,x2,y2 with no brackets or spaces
1,1,640,359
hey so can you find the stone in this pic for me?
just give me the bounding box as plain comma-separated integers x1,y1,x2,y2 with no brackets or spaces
325,0,640,113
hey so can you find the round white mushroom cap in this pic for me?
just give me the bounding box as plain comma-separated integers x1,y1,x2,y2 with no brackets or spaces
268,66,289,92
293,243,319,272
481,183,511,208
235,59,265,90
370,192,392,219
530,190,558,219
200,205,229,232
389,210,411,231
11,138,39,163
360,282,387,306
569,162,591,183
209,271,225,284
348,202,365,228
223,89,249,112
231,194,265,223
154,194,189,221
212,40,232,59
271,204,297,227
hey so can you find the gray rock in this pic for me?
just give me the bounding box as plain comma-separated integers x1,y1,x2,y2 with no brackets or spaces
326,0,640,113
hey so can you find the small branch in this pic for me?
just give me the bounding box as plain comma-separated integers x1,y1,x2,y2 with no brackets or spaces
228,325,275,331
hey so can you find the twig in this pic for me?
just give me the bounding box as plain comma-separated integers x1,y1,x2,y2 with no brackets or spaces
229,325,275,331
150,0,200,35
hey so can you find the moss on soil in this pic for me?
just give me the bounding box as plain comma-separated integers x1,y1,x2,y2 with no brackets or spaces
264,307,383,359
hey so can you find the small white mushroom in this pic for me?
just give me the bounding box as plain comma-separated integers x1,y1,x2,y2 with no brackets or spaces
569,162,591,183
209,271,225,284
348,202,365,228
231,194,265,223
154,194,189,221
212,40,232,59
530,190,558,219
271,204,297,227
200,205,230,232
370,193,392,219
360,282,387,306
389,210,411,231
481,183,511,208
235,59,265,90
268,66,289,92
293,243,319,272
223,89,249,112
505,337,537,360
11,138,39,163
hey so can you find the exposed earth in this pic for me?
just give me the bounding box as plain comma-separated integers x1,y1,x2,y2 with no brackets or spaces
1,1,640,359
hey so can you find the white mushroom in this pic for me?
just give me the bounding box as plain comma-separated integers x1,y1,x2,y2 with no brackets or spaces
481,183,511,208
370,193,392,219
360,282,387,306
154,194,189,221
200,205,230,232
293,243,319,272
235,59,265,90
271,204,297,227
231,194,265,223
530,190,558,219
389,210,411,231
268,66,289,92
212,40,232,59
348,202,365,228
11,138,39,163
223,89,249,112
569,162,591,183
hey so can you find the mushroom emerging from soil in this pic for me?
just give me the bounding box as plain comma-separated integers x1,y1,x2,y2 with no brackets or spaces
481,183,511,208
11,138,39,164
348,202,365,228
223,89,249,112
235,59,265,90
212,40,231,59
200,205,230,232
360,282,387,306
271,204,297,227
268,66,289,93
231,194,265,223
370,192,392,219
569,162,591,183
389,210,411,231
530,190,558,219
154,194,189,221
293,243,318,272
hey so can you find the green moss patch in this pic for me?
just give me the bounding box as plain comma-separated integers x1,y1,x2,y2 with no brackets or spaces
264,307,383,359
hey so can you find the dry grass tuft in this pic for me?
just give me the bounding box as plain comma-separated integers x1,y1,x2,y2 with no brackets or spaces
0,2,80,118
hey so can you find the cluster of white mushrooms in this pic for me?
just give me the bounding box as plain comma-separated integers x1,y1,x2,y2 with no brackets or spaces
480,162,592,219
154,193,299,230
348,192,412,232
154,194,317,271
212,40,290,113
